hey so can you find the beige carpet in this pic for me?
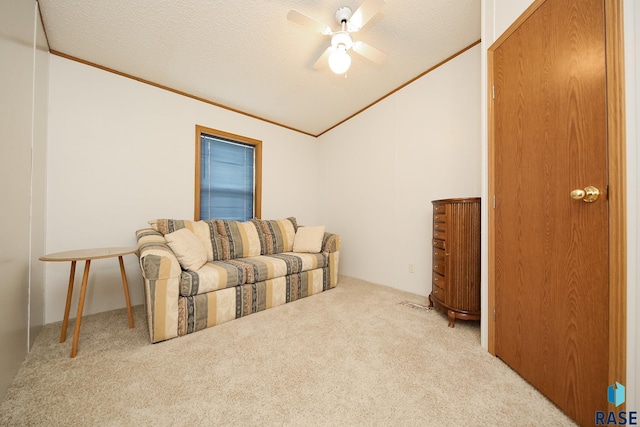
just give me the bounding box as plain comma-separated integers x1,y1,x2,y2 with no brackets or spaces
0,276,576,426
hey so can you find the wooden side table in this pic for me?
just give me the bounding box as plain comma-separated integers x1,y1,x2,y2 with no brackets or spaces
40,247,136,357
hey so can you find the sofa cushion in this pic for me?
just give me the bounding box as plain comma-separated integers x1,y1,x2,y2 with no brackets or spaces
293,225,326,253
215,219,262,259
180,260,245,296
253,217,297,254
178,252,328,296
234,253,327,284
165,228,207,271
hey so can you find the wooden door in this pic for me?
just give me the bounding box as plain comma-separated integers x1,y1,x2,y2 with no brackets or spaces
491,0,610,424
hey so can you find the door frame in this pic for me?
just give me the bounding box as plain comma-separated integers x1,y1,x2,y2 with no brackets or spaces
487,0,627,409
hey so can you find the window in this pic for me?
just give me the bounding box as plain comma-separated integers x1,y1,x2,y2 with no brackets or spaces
195,125,262,221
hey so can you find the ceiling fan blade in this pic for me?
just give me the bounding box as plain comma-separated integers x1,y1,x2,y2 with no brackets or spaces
287,10,332,35
352,41,388,64
312,46,334,70
347,0,385,32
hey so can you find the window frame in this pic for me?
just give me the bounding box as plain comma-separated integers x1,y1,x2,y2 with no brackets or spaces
194,125,262,221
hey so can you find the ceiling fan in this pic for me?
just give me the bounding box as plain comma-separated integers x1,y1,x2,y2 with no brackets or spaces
287,0,387,75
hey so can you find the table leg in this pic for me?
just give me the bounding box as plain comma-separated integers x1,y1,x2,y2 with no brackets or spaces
70,260,91,358
60,260,76,343
118,256,134,328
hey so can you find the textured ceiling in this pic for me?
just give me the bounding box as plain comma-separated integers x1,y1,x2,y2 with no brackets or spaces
38,0,481,136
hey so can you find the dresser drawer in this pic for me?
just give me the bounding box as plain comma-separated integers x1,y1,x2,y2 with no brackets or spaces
433,247,446,260
433,228,447,241
433,220,447,234
432,239,445,250
434,204,446,215
433,259,446,276
433,213,447,224
432,282,446,302
432,271,447,289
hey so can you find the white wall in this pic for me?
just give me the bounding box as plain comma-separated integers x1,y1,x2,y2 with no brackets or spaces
45,57,320,323
318,45,482,296
31,2,49,351
0,0,48,400
482,0,640,411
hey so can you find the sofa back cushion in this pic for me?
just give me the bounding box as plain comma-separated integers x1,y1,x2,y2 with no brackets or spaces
253,217,298,255
149,216,299,261
215,219,262,259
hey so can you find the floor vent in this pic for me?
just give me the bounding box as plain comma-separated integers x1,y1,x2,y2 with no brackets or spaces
398,301,432,312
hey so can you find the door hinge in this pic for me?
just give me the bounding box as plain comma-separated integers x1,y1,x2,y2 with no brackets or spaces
492,85,495,100
493,307,496,321
493,195,496,209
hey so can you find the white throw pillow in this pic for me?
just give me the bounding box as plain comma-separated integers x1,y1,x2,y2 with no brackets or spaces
165,228,207,271
293,226,326,253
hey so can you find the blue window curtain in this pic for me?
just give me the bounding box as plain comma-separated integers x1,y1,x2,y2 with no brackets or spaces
200,134,255,221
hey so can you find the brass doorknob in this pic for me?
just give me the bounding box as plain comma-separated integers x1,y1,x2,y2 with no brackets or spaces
570,186,600,203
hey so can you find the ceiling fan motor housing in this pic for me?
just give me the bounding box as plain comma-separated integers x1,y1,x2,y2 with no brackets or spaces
335,7,352,25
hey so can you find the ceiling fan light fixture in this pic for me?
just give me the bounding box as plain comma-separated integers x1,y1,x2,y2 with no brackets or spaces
287,1,387,75
328,45,351,74
331,31,353,50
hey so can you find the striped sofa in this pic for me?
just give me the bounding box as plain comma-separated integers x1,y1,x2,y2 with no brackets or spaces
135,217,340,343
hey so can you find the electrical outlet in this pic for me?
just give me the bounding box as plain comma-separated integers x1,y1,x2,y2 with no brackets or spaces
409,264,415,273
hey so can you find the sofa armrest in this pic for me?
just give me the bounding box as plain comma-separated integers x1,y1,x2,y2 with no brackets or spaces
321,232,341,253
135,228,183,343
136,229,181,278
321,232,341,287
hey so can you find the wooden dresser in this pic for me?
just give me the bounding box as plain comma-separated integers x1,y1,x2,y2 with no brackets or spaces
429,198,481,327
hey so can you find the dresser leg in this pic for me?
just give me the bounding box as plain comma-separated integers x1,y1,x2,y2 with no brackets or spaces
447,310,456,328
428,293,434,307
